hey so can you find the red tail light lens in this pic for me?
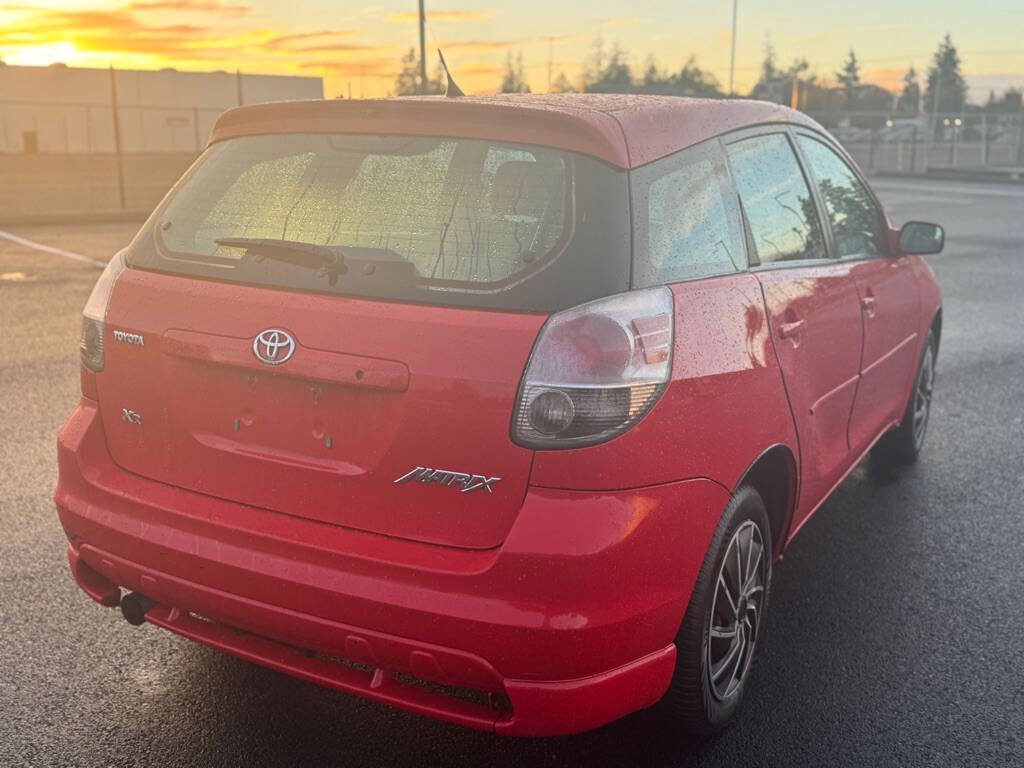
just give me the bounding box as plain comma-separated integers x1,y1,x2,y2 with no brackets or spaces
80,252,127,373
512,287,674,449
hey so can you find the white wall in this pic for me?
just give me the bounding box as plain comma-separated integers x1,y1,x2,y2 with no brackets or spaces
0,64,324,153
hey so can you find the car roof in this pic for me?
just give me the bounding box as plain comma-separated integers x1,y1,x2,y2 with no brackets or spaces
209,93,824,170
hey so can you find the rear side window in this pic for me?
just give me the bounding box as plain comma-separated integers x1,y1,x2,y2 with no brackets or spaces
130,133,632,312
796,135,886,258
631,139,745,286
726,133,827,264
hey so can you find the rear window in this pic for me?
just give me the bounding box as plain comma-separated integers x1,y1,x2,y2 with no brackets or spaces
131,133,631,312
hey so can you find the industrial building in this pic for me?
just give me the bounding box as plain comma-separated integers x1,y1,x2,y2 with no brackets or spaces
0,63,324,154
0,63,323,220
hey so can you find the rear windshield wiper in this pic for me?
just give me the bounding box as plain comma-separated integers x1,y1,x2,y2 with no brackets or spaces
215,237,347,282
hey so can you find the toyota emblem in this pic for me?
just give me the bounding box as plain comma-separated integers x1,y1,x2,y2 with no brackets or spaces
253,328,295,365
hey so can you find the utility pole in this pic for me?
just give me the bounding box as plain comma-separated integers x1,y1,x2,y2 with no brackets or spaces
728,0,738,96
418,0,428,94
925,71,942,173
1016,100,1024,165
108,66,126,210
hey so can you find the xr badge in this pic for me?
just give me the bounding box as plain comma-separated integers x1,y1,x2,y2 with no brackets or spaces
394,467,501,494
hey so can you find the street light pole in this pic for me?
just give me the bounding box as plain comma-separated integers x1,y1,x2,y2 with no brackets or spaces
728,0,738,96
418,0,428,94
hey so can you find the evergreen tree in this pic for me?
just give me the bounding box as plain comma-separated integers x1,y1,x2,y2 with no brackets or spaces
635,55,723,98
641,55,667,94
749,37,787,103
393,47,443,96
500,51,530,93
394,48,420,96
673,56,723,97
786,58,814,85
583,42,634,93
582,37,607,90
924,34,968,114
760,36,779,83
896,66,920,115
550,71,576,93
836,49,861,110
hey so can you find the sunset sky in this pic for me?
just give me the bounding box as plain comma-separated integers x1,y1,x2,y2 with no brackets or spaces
1,1,1022,101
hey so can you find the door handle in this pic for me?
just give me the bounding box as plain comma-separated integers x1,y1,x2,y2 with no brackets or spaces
778,319,806,339
861,295,877,311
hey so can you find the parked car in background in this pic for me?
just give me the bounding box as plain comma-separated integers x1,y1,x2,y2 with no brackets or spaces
56,94,943,736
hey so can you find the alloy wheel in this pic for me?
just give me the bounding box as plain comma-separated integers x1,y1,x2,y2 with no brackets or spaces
706,520,767,701
913,345,935,448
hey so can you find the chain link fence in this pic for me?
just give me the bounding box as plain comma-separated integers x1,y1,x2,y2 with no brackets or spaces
0,100,227,220
1,99,225,154
3,101,1023,222
807,111,1024,178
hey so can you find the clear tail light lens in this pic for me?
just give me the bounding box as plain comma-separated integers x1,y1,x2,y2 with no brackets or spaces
512,286,674,449
80,252,127,372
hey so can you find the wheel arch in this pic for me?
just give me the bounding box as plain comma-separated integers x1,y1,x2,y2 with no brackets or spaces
734,444,798,559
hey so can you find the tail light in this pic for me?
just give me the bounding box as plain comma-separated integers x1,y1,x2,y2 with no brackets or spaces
79,252,127,372
512,286,674,449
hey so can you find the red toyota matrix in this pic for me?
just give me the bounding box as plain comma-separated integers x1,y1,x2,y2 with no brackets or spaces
56,94,944,736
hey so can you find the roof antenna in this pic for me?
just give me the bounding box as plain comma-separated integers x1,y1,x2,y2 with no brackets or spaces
437,49,464,98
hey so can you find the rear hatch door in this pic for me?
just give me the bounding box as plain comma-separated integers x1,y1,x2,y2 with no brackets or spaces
99,271,544,550
96,129,630,549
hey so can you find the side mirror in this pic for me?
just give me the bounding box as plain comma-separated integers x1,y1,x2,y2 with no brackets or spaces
899,221,945,255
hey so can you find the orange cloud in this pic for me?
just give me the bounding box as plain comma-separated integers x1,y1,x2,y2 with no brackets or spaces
441,39,519,51
600,17,638,27
128,0,250,13
263,29,358,50
298,57,400,79
0,8,207,52
438,33,585,53
863,67,908,91
390,9,493,23
458,63,504,76
284,42,395,55
0,5,266,62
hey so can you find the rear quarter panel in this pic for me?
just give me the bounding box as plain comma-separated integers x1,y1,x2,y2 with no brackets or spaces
529,272,799,493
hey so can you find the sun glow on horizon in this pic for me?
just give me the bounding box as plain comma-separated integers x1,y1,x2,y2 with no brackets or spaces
0,1,1020,101
3,40,88,68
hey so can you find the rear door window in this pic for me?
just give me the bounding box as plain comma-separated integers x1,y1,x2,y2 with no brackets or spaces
726,133,827,264
795,135,886,258
631,139,745,286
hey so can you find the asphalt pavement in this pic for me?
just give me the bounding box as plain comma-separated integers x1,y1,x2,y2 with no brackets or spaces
1,177,1022,766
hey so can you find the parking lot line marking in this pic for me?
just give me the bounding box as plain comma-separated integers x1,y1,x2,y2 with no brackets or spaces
0,229,107,268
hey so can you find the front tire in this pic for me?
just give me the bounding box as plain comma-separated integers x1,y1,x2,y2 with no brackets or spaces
872,329,936,465
663,485,772,735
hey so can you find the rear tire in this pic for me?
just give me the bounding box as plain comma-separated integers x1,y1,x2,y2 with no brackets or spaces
872,330,936,466
663,485,772,735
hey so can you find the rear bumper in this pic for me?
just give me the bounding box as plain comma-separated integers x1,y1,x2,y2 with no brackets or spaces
56,398,727,736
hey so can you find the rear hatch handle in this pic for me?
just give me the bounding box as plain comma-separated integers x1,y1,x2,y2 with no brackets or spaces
163,329,411,393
